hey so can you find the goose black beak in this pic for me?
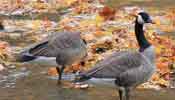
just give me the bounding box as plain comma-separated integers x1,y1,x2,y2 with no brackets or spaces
147,19,155,24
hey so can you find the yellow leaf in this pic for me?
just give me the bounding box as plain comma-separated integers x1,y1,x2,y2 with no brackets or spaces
65,0,77,6
156,78,169,87
155,46,162,55
32,20,42,30
33,2,48,9
154,17,161,26
95,15,104,27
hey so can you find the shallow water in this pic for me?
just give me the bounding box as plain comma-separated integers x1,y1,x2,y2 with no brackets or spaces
0,64,175,100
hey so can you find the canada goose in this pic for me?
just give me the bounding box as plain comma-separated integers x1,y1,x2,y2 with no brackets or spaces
75,12,156,100
17,31,87,84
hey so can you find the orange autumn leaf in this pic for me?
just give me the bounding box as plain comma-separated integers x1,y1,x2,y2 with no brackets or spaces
33,2,48,9
154,17,161,26
71,63,82,71
98,0,105,3
48,67,58,76
155,46,162,55
74,2,91,14
151,74,160,81
64,0,78,6
63,25,75,31
64,62,84,73
172,46,175,56
83,33,96,42
43,16,52,28
37,0,44,3
155,78,169,87
0,41,9,49
170,56,175,62
93,30,105,37
156,62,170,75
14,0,24,8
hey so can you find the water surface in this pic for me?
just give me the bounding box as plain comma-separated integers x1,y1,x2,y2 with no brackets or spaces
0,64,175,100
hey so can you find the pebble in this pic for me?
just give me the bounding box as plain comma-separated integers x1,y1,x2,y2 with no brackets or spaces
8,65,16,69
8,33,22,39
74,82,89,89
0,64,5,71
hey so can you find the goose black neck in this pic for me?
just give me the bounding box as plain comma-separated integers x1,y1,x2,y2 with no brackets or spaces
135,20,150,52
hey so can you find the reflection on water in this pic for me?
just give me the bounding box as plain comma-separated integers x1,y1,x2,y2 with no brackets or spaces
0,67,30,88
0,64,175,100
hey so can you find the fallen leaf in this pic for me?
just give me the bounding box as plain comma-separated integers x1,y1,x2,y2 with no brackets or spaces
48,67,58,76
99,6,116,20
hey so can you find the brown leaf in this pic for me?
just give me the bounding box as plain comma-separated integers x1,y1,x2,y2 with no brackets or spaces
48,67,58,76
99,6,116,20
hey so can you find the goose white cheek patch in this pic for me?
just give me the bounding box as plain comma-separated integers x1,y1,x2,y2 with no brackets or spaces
137,15,145,24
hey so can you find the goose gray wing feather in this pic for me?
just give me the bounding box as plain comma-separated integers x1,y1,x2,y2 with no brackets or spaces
27,31,85,57
81,51,151,82
19,39,48,54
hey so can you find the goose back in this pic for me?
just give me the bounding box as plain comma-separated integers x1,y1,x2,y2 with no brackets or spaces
18,31,87,65
28,31,86,57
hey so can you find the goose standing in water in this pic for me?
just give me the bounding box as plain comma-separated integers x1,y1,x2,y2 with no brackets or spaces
17,31,87,84
76,12,156,100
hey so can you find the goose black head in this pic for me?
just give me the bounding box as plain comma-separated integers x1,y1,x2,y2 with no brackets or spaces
136,12,153,24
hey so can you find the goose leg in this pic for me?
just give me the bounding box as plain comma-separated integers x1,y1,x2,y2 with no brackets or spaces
118,89,123,100
56,65,65,85
125,87,130,100
56,67,61,84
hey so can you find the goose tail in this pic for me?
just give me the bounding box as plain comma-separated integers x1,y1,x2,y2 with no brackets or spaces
14,49,37,62
17,53,37,62
14,40,49,62
13,44,37,62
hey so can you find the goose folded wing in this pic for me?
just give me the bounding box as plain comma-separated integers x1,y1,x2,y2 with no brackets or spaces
81,51,146,78
29,32,83,57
